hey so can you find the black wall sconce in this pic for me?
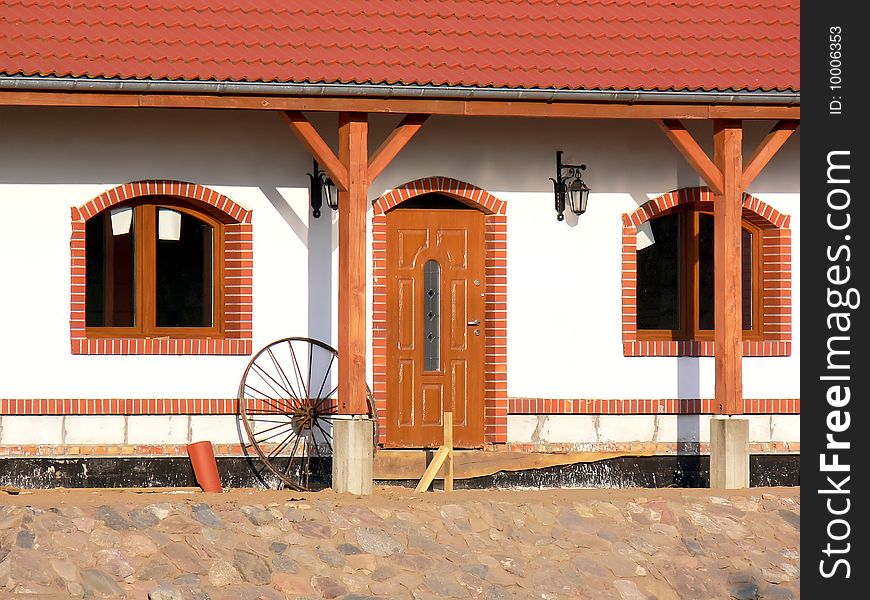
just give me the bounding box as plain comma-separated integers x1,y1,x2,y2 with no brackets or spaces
550,150,591,221
308,159,337,218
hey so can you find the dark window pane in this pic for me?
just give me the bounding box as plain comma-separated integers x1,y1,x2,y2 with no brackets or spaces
155,209,213,327
85,208,135,327
698,214,714,330
699,217,754,331
637,213,681,330
423,260,440,371
742,228,753,330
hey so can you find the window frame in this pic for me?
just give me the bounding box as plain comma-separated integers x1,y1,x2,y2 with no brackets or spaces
636,201,763,342
85,196,226,340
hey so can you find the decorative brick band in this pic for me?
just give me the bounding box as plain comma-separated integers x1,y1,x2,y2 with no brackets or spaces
508,397,800,415
622,187,791,357
372,177,508,445
1,398,239,415
505,442,800,455
0,397,799,417
70,181,253,355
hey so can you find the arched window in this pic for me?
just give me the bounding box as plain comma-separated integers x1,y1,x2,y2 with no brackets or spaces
636,202,761,341
85,197,225,338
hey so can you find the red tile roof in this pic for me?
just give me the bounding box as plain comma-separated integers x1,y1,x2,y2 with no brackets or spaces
0,0,799,93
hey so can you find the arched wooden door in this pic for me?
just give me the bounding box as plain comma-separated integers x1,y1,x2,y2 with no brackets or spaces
385,205,486,447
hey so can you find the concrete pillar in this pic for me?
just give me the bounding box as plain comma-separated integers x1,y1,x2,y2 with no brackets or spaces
332,417,373,495
710,416,750,489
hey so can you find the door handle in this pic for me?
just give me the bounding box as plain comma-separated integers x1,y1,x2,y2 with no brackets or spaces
467,319,480,326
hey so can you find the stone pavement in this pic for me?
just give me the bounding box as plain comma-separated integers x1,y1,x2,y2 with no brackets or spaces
0,486,799,599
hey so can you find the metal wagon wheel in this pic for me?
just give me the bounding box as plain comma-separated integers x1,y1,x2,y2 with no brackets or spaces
238,337,380,491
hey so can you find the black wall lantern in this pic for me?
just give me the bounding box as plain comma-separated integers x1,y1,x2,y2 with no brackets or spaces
550,150,591,221
308,159,337,218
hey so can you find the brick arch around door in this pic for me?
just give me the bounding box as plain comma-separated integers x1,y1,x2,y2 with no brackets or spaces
372,177,507,446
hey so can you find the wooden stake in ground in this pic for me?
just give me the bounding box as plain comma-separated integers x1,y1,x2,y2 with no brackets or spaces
414,412,454,493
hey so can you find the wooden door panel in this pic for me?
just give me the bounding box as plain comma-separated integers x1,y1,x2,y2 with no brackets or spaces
450,279,467,351
421,383,444,426
386,208,485,448
397,279,415,349
450,359,467,427
398,230,428,267
436,229,468,267
396,359,415,426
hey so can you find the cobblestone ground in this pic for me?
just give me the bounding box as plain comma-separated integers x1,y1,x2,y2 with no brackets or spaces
0,486,799,599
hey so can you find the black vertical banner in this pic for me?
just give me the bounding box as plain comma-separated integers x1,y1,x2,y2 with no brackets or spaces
802,1,869,596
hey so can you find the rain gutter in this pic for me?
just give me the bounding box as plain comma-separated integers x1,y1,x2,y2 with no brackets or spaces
0,76,800,105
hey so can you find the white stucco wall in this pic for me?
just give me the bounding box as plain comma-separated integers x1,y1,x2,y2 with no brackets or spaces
0,107,800,406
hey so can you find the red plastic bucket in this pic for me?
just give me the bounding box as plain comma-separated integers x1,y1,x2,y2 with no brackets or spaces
186,441,223,493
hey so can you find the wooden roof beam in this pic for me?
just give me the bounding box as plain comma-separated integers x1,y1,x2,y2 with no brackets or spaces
0,90,800,120
368,114,429,183
657,119,724,196
280,111,349,190
742,120,800,189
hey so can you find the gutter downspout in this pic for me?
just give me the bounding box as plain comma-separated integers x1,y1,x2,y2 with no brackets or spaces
0,76,800,105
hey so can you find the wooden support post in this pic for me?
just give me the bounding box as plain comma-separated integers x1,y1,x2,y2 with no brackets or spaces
444,412,454,493
337,112,369,415
656,119,724,195
368,114,429,183
658,117,798,419
281,111,348,190
414,412,454,493
283,110,427,415
712,119,744,415
742,120,800,189
414,447,450,493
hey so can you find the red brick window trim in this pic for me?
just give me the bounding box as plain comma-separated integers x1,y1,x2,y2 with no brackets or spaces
1,398,239,415
372,177,508,445
71,181,253,355
622,187,791,357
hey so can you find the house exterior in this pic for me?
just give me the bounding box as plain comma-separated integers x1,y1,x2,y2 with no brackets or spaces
0,1,799,486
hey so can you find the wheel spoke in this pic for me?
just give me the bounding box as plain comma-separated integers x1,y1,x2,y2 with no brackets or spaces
288,341,310,404
266,347,297,401
313,418,334,440
312,385,338,411
314,352,336,404
243,383,281,403
303,438,311,489
313,419,334,454
307,343,314,413
282,433,303,476
251,362,296,405
255,423,296,445
268,427,300,459
250,419,295,440
245,407,299,415
243,391,294,416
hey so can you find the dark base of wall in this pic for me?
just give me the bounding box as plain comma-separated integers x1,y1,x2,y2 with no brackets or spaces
0,454,799,490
